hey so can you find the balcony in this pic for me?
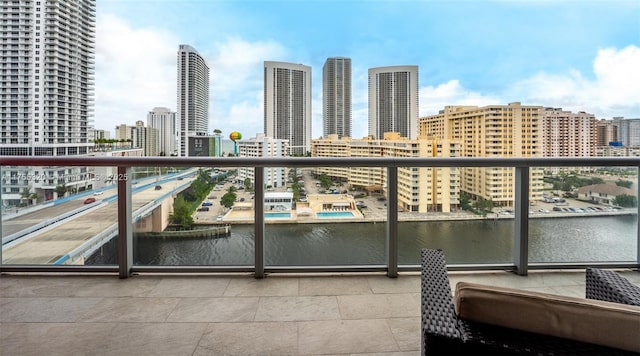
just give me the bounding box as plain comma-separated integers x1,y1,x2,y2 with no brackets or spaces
0,156,638,353
3,269,638,354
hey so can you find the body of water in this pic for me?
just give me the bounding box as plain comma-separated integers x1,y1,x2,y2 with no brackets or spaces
87,215,637,267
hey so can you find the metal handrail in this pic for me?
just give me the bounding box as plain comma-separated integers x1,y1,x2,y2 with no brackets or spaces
1,155,639,278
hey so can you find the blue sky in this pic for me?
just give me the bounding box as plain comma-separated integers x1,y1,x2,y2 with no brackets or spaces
95,0,640,138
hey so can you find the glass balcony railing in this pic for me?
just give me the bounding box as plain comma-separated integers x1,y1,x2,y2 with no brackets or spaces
1,156,638,278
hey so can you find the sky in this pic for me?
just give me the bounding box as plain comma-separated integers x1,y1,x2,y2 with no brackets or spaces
95,0,640,139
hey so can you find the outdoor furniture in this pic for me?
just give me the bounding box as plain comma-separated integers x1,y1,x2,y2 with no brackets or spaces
586,267,640,306
421,249,640,356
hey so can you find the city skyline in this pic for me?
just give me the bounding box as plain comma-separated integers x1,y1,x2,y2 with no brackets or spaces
95,1,639,138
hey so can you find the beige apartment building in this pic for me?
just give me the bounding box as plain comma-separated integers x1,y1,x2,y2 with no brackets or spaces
311,133,461,213
419,102,544,207
542,108,597,157
596,119,619,147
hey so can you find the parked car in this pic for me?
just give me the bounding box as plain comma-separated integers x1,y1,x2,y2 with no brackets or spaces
196,207,209,212
154,185,162,190
93,191,103,196
201,202,213,206
216,215,223,221
83,197,96,204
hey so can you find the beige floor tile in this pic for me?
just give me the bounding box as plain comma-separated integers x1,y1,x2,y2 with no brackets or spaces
194,321,298,356
0,322,115,356
337,293,420,319
147,276,231,297
0,276,98,297
298,319,399,355
223,277,299,296
73,277,161,297
255,296,340,321
79,297,179,322
351,352,421,356
0,297,102,322
299,276,373,296
386,317,421,351
103,323,207,356
367,275,420,294
166,297,259,322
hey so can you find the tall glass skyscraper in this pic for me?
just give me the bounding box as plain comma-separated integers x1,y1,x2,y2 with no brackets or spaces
323,57,351,138
0,0,96,206
264,61,312,156
177,44,209,157
368,65,419,140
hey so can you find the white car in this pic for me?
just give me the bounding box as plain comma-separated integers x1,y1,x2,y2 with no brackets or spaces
93,191,103,196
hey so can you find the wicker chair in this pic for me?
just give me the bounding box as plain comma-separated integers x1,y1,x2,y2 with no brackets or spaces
421,249,640,356
586,267,640,306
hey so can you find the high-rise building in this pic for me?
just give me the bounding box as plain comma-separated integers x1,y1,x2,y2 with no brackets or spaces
312,133,461,213
177,44,209,157
368,65,419,140
596,119,619,147
420,102,544,207
147,107,177,156
264,61,312,156
613,117,640,147
0,0,96,205
542,108,597,157
115,121,159,156
323,57,351,138
237,134,289,189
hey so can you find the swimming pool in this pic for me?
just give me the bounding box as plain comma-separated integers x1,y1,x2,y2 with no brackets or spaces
316,211,354,218
264,212,291,219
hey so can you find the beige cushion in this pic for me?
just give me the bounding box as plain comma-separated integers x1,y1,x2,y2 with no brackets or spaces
454,282,640,353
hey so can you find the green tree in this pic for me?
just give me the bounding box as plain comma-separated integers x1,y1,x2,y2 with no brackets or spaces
243,178,252,192
615,180,633,189
459,192,471,210
169,195,193,228
613,194,637,208
320,173,332,190
55,184,67,198
220,192,237,208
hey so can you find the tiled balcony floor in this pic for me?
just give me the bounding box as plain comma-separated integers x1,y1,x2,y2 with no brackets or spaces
1,270,639,355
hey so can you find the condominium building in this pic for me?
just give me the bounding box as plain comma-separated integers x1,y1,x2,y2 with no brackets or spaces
596,146,640,157
93,129,110,140
612,117,640,147
147,107,177,156
237,134,289,189
368,66,419,140
312,133,461,213
596,119,619,146
177,44,209,157
115,121,159,156
264,61,312,156
419,102,544,207
0,0,96,206
542,108,597,157
323,57,351,138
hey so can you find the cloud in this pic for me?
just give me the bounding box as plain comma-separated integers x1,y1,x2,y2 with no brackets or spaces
94,14,178,133
508,45,640,117
419,80,500,116
206,37,287,135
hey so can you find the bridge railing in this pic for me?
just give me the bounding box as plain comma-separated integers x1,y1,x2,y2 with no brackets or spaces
1,156,638,278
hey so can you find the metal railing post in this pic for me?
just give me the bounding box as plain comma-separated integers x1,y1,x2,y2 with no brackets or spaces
514,166,529,276
387,166,398,278
117,166,133,278
637,165,640,268
254,166,265,278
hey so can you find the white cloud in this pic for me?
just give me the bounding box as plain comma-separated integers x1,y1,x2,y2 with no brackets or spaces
420,80,500,116
94,14,178,133
508,45,640,117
